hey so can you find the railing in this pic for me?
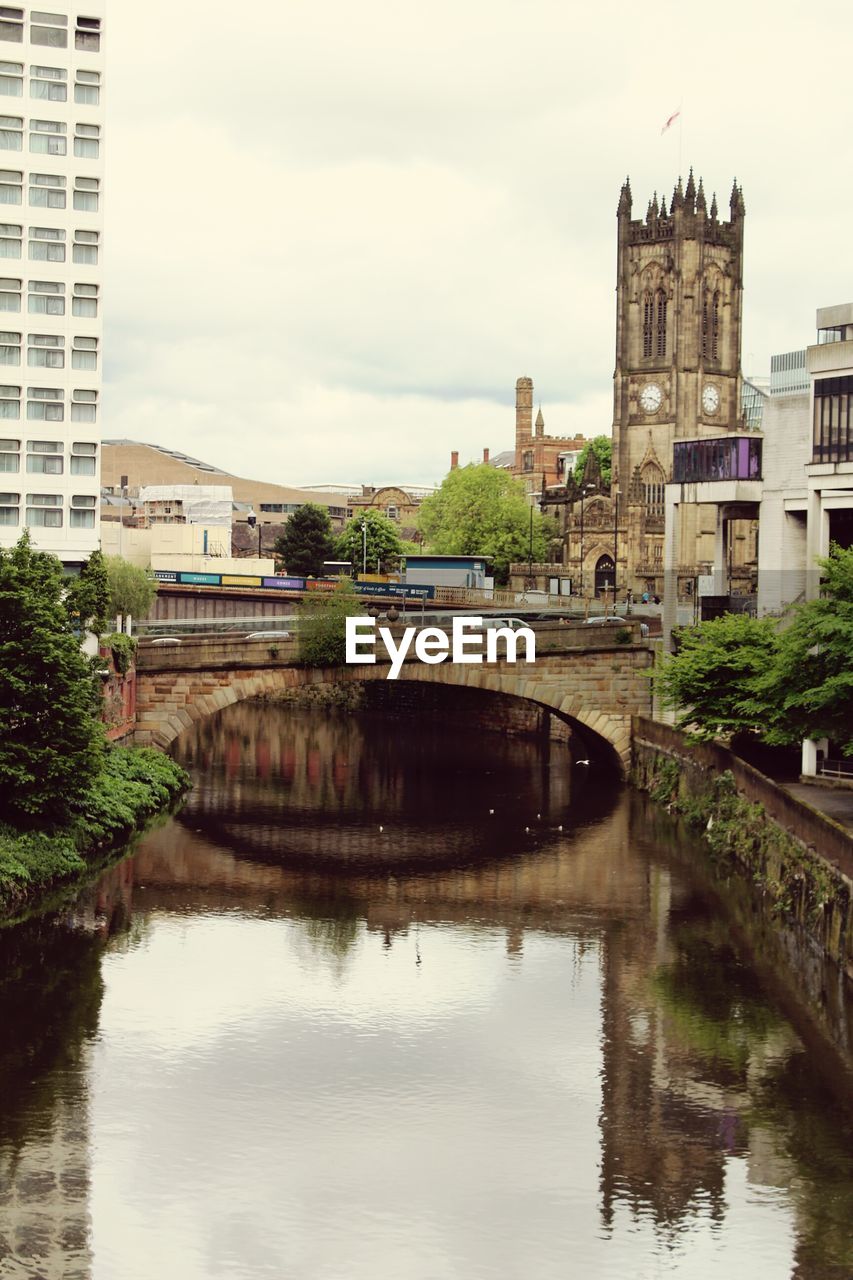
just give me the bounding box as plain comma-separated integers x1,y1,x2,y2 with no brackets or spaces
820,758,853,779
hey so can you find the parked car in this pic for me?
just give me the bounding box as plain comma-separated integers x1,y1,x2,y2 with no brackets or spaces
246,630,292,640
583,616,649,637
479,617,530,631
148,636,183,645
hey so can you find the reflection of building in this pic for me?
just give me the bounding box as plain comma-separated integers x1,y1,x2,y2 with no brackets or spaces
0,2,105,570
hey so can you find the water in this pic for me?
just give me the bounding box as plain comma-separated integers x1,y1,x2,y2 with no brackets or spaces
1,702,851,1279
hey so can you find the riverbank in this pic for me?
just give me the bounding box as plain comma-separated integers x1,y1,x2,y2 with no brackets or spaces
0,746,190,917
631,718,853,975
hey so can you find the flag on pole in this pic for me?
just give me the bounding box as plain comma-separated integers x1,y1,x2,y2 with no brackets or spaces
661,110,680,135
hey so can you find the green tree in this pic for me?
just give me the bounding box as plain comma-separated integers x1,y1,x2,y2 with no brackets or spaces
105,556,157,622
274,504,334,577
655,612,780,743
572,435,612,487
298,580,363,667
753,545,853,755
337,510,403,574
64,548,110,636
417,464,548,585
0,533,104,827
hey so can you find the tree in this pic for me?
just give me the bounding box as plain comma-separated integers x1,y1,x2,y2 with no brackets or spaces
274,504,334,577
64,548,110,636
298,580,363,667
104,556,157,622
337,510,403,574
753,545,853,755
572,435,612,487
417,464,548,585
655,612,780,743
0,533,104,827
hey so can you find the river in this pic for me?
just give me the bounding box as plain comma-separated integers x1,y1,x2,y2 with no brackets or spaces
0,702,851,1279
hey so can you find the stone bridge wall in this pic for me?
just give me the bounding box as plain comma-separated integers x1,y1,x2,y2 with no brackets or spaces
135,636,654,772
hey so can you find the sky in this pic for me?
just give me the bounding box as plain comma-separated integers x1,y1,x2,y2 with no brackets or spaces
104,0,853,489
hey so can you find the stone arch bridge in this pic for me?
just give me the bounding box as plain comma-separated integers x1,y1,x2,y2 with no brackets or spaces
134,626,654,773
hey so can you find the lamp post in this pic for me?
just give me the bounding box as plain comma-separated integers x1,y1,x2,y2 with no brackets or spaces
578,483,595,597
613,488,619,601
361,518,368,577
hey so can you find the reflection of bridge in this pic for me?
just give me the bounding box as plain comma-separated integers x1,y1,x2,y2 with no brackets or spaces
135,628,654,772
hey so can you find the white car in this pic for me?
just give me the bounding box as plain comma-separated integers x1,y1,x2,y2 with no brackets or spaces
246,630,292,640
583,616,649,637
479,617,529,631
148,636,183,645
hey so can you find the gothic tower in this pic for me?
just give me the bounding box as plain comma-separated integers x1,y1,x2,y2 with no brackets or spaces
612,173,746,594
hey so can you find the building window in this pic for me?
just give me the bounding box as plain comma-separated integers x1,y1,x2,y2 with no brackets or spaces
0,8,23,43
0,275,19,310
29,171,65,207
0,487,17,521
30,64,66,100
73,175,98,211
0,382,18,417
26,491,62,525
71,281,97,317
642,463,665,519
655,289,667,359
70,387,96,421
0,60,21,95
70,439,95,474
31,11,67,48
73,122,99,158
74,68,99,104
30,117,66,155
27,332,64,368
386,504,398,520
0,112,21,149
27,386,62,420
28,225,64,261
813,374,853,465
26,437,62,473
0,329,19,363
642,291,653,358
72,228,97,264
0,434,17,468
75,16,100,51
71,334,96,370
70,492,95,527
0,166,19,203
28,279,64,314
522,449,534,472
0,219,19,256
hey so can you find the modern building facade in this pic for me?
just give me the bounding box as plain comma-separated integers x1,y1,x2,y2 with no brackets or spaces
0,3,104,568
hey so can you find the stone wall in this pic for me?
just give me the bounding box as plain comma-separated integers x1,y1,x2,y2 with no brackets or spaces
631,717,853,979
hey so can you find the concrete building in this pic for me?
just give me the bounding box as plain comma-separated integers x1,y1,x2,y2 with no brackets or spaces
0,3,104,569
402,554,491,590
757,303,853,615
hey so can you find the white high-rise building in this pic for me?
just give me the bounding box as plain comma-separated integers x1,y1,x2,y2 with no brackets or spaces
0,2,103,568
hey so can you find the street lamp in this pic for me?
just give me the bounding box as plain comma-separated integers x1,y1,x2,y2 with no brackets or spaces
578,483,596,596
361,518,368,577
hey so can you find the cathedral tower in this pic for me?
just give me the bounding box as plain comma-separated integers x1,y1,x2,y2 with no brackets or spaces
612,173,746,593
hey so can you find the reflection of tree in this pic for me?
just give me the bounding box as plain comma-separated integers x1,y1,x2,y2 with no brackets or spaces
287,887,362,978
752,1053,853,1279
651,926,782,1073
0,918,103,1150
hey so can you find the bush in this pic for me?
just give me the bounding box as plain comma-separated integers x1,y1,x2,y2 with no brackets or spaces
298,581,362,666
103,631,138,675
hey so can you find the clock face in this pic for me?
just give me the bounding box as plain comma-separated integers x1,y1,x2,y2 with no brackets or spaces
702,384,720,415
639,383,663,414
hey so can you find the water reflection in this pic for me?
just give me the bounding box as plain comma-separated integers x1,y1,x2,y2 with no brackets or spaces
0,703,850,1279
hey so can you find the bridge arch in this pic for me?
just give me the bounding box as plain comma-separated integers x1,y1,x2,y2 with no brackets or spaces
135,658,638,774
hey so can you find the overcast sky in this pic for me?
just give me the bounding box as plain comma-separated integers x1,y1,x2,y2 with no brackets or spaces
103,0,853,488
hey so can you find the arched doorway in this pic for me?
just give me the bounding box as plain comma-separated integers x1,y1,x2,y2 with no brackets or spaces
594,554,615,598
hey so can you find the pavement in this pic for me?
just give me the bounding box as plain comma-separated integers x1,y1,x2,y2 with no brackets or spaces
782,782,853,832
